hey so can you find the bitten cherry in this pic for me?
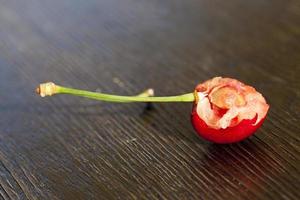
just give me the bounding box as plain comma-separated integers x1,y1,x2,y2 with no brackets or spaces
36,77,269,144
191,77,269,143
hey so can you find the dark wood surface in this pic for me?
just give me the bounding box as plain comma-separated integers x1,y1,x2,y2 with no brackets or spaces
0,0,299,199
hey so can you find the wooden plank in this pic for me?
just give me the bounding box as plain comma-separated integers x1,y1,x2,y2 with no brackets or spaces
0,0,299,199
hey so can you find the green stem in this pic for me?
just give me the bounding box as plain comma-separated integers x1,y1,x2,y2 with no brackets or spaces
56,85,195,103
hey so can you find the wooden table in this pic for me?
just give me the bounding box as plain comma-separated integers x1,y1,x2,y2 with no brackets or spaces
0,0,299,199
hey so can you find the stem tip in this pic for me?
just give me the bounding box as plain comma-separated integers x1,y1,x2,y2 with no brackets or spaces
35,86,40,95
147,88,154,97
36,82,57,97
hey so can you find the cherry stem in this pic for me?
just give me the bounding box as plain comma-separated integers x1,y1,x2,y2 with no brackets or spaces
36,82,195,103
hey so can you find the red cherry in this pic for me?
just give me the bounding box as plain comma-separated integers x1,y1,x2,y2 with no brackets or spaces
37,77,269,144
191,77,269,144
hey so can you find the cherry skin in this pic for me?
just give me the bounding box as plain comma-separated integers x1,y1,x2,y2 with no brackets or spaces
191,111,267,143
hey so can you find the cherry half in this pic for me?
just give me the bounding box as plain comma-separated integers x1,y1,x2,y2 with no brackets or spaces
36,77,269,144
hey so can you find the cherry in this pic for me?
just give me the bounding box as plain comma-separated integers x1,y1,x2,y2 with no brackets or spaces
36,77,269,144
191,77,269,143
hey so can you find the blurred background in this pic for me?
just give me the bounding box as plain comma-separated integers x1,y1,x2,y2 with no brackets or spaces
0,0,299,199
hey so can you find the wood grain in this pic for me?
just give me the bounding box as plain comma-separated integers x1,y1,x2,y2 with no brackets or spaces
0,0,299,199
